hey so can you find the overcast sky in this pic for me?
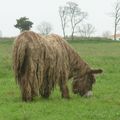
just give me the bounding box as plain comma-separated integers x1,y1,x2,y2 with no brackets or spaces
0,0,115,37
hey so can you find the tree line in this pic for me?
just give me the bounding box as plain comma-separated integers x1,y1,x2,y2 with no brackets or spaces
0,1,118,40
14,1,95,40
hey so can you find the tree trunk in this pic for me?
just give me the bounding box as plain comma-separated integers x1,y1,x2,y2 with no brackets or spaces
71,32,74,40
71,28,75,40
63,28,66,38
114,23,117,40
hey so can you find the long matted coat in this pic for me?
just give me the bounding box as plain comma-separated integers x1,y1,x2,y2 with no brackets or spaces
13,31,101,101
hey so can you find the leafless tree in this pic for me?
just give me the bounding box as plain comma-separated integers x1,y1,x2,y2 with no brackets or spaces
37,22,53,35
102,31,112,38
111,0,120,40
78,23,95,37
59,6,69,38
66,1,87,40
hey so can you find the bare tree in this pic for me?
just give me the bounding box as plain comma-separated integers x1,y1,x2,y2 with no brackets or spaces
111,0,120,40
66,2,87,40
37,21,53,35
59,6,69,38
102,31,112,38
78,23,95,37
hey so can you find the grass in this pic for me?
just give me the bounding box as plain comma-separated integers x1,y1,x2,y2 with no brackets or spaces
0,38,120,120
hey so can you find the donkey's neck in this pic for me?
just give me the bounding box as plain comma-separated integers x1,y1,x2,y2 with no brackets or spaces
69,50,90,78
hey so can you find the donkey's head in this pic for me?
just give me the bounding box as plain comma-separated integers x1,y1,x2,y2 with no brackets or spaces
72,69,103,97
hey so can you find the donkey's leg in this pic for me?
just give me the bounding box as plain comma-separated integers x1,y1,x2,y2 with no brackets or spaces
40,80,51,98
21,81,33,102
22,63,40,101
59,80,70,99
31,78,39,98
40,88,51,98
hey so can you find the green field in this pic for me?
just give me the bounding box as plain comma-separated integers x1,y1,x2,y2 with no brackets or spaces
0,38,120,120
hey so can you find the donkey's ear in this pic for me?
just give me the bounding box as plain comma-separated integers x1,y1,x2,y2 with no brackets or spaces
89,69,103,74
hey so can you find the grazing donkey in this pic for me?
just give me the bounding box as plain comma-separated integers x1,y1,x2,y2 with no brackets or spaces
13,31,102,101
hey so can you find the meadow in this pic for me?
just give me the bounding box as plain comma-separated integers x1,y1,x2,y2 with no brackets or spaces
0,38,120,120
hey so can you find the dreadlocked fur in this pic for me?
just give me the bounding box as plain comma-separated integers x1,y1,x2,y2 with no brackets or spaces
13,31,91,101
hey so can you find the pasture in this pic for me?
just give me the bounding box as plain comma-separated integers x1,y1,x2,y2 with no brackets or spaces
0,38,120,120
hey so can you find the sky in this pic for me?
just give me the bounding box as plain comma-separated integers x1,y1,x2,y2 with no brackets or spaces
0,0,115,37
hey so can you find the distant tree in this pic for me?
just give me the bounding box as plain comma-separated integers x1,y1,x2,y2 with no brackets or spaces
37,21,53,35
66,2,87,40
14,17,33,32
102,31,112,38
59,6,69,38
78,23,95,37
0,30,2,37
111,0,120,40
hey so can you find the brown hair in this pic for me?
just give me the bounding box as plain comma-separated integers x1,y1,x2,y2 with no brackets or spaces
13,31,96,101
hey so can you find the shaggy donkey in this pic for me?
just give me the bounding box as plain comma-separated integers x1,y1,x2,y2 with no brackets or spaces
13,31,102,101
